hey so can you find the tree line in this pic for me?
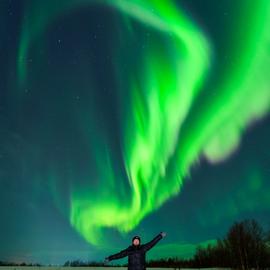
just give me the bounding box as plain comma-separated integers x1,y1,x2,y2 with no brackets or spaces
0,261,41,266
147,219,270,269
192,219,270,269
1,218,269,269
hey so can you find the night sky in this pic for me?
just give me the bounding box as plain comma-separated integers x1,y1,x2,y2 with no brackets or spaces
1,0,270,265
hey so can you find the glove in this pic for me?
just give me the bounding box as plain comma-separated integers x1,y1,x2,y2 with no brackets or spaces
161,232,167,238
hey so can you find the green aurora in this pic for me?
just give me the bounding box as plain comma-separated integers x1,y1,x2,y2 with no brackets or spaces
5,0,270,258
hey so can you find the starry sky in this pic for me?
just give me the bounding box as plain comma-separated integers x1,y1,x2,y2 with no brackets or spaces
1,0,270,265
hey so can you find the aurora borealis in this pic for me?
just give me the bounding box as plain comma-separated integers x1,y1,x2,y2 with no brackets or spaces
1,0,270,264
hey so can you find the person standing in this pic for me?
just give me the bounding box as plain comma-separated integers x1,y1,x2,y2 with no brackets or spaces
104,232,167,270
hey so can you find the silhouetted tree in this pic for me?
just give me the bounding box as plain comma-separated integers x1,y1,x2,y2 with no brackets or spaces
192,219,270,269
64,260,70,266
225,219,268,269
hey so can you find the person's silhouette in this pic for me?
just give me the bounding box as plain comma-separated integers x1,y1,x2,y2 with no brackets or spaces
104,232,166,270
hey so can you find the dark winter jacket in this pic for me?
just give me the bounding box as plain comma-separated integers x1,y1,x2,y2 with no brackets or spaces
107,233,163,270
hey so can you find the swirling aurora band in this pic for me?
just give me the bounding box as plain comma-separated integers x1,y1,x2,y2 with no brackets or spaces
17,0,270,245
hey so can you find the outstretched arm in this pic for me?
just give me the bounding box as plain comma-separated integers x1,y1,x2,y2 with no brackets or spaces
105,247,129,262
142,232,166,252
